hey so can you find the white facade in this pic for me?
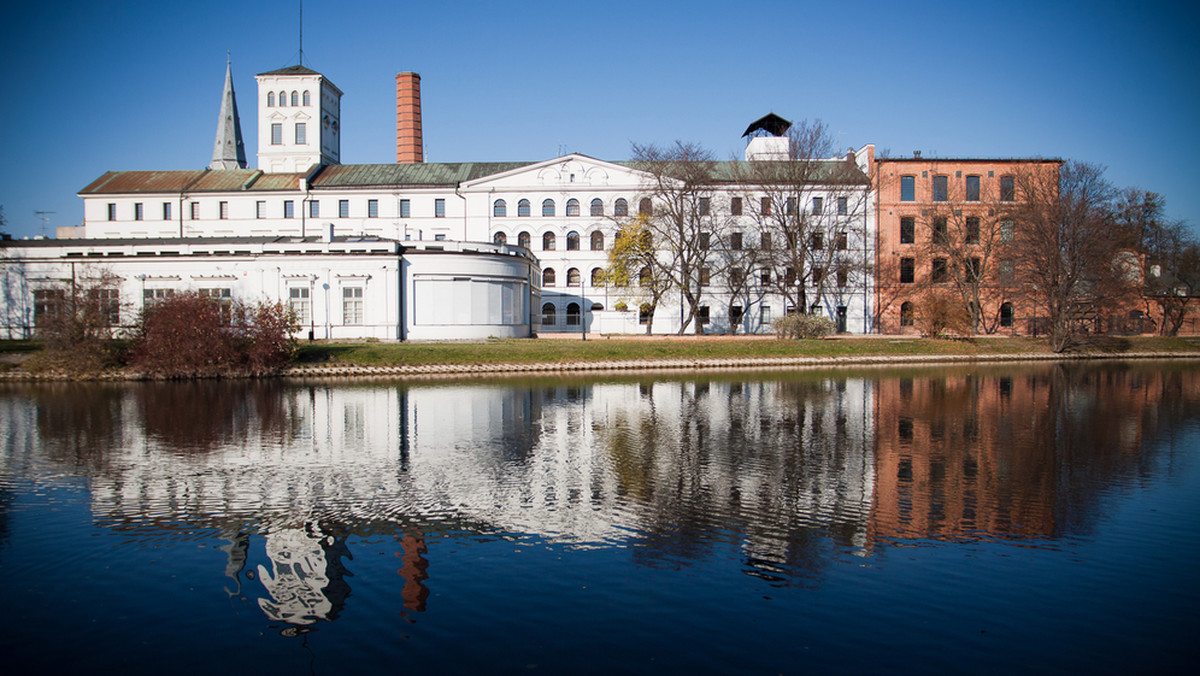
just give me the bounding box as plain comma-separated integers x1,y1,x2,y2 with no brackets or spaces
255,66,341,173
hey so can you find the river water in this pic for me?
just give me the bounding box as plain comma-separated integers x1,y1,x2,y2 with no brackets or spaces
1,362,1198,674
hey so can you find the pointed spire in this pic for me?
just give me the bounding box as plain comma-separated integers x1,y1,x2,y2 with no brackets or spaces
210,58,247,170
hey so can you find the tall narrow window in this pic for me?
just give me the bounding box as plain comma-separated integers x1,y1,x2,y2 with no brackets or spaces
837,268,848,287
837,231,848,250
400,199,411,218
162,202,172,220
900,257,915,283
699,232,710,249
284,200,294,218
590,198,604,217
339,200,350,218
219,201,229,219
1000,219,1014,241
295,123,306,144
518,231,531,249
302,90,311,106
267,92,275,107
566,231,580,250
310,200,320,218
731,197,743,216
542,199,556,217
289,287,310,324
278,90,287,106
542,303,556,326
590,231,604,250
900,216,915,244
900,176,915,201
291,91,299,106
614,198,628,216
932,258,948,283
518,199,531,217
811,232,823,250
342,287,363,325
932,175,948,201
699,197,710,216
812,197,823,214
566,199,580,217
700,267,711,285
494,199,507,217
256,201,266,219
933,217,948,245
1000,175,1015,201
190,202,200,220
837,196,848,215
435,199,446,218
731,232,743,251
786,197,796,215
107,203,116,220
761,232,772,250
566,303,581,326
543,232,556,250
271,123,282,145
900,301,914,326
761,197,771,215
368,199,379,218
134,203,144,221
638,198,652,216
1000,302,1014,327
965,217,980,244
966,257,982,281
965,175,980,201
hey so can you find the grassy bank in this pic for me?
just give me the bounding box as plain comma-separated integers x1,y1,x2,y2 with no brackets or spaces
293,335,1200,368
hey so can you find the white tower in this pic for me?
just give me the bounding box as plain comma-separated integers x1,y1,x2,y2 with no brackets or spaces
255,65,342,173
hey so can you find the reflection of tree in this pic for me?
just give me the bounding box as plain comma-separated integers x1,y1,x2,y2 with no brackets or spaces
137,381,290,452
30,383,128,470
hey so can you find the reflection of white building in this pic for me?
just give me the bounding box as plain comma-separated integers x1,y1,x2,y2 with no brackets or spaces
0,60,877,338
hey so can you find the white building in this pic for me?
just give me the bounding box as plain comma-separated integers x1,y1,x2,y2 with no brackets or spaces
1,60,876,339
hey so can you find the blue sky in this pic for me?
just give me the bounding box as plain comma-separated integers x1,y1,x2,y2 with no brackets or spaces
1,0,1196,238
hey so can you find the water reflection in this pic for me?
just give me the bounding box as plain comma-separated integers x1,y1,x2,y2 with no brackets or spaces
1,362,1197,634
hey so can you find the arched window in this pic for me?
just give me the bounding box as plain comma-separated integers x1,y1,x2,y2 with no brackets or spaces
278,90,288,106
566,231,580,250
590,198,604,217
493,199,507,217
543,268,556,286
639,303,653,325
291,91,299,106
614,198,628,217
1000,302,1014,328
900,302,914,328
518,231,531,249
566,199,580,217
591,267,605,286
543,232,556,250
493,232,507,245
267,92,275,107
302,90,311,106
639,198,653,216
542,199,556,217
566,302,581,326
567,268,581,285
590,231,604,251
639,267,651,287
542,303,556,326
518,199,531,217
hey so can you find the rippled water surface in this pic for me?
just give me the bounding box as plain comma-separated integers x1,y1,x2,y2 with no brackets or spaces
2,362,1199,674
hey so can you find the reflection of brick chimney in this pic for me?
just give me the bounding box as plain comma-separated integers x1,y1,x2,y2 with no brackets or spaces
395,72,423,164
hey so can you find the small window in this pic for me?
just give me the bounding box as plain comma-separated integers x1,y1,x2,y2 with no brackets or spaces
435,199,446,218
543,268,556,286
932,175,948,201
731,232,743,251
368,199,379,218
1000,302,1014,328
400,199,411,218
729,267,745,287
731,197,743,216
567,268,581,286
900,216,915,244
295,122,306,145
1000,219,1014,241
542,199,556,217
339,200,350,218
761,232,771,250
591,268,605,286
965,217,980,244
812,267,824,285
811,232,823,250
434,234,446,241
267,92,275,107
933,217,948,245
290,90,299,106
639,198,652,216
190,202,200,220
494,199,507,217
107,203,117,220
590,198,604,217
134,202,144,221
812,197,823,214
700,266,711,285
965,175,980,201
699,232,710,249
761,306,772,324
162,202,171,220
786,197,796,215
518,231,531,249
306,200,318,218
256,201,266,219
518,199,531,217
699,197,710,216
566,199,580,217
900,302,914,327
302,90,311,106
761,196,771,215
966,257,982,282
698,306,710,325
566,302,581,326
900,176,915,201
590,231,604,250
566,231,580,250
219,201,229,219
837,268,849,287
284,200,294,218
541,303,556,326
837,196,848,215
837,231,848,250
900,257,915,284
543,232,556,250
761,269,772,286
271,123,282,145
932,258,948,283
614,198,628,217
278,90,287,106
494,232,507,245
1000,175,1015,201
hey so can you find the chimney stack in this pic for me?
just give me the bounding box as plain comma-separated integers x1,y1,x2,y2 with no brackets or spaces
396,72,423,164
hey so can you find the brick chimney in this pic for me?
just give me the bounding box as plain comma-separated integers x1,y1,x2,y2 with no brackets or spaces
395,72,423,164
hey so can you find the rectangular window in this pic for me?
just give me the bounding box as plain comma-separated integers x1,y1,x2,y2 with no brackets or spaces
143,288,175,307
932,258,948,283
966,257,982,282
199,288,232,323
134,203,144,221
400,199,411,218
965,175,980,201
700,267,710,285
89,288,120,325
698,197,710,216
218,201,229,219
295,122,306,145
33,288,65,326
812,197,823,215
1000,219,1015,241
965,217,980,244
309,200,320,218
289,287,311,325
933,217,948,245
434,234,446,241
761,269,771,286
435,199,445,218
999,259,1015,282
107,203,116,220
761,306,772,324
284,200,294,218
837,196,848,215
784,267,796,286
343,287,364,325
699,232,710,249
698,306,710,325
368,199,379,218
190,202,200,220
900,176,915,201
256,201,266,219
761,232,771,250
761,197,771,215
811,232,823,250
786,197,796,215
339,200,349,218
730,197,742,216
731,305,745,326
271,123,282,145
932,175,948,201
1000,175,1015,201
731,232,743,251
837,231,848,250
812,267,824,285
900,216,915,244
900,257,915,284
162,202,172,220
837,268,848,288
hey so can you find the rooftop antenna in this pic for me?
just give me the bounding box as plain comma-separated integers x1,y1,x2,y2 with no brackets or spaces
34,210,55,237
298,0,304,66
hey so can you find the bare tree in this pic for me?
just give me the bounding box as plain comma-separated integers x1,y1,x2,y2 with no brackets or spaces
1116,189,1199,335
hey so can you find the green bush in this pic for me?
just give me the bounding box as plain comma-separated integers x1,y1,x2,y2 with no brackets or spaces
773,313,836,339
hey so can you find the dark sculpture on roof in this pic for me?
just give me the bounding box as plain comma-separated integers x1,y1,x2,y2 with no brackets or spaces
742,113,792,138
